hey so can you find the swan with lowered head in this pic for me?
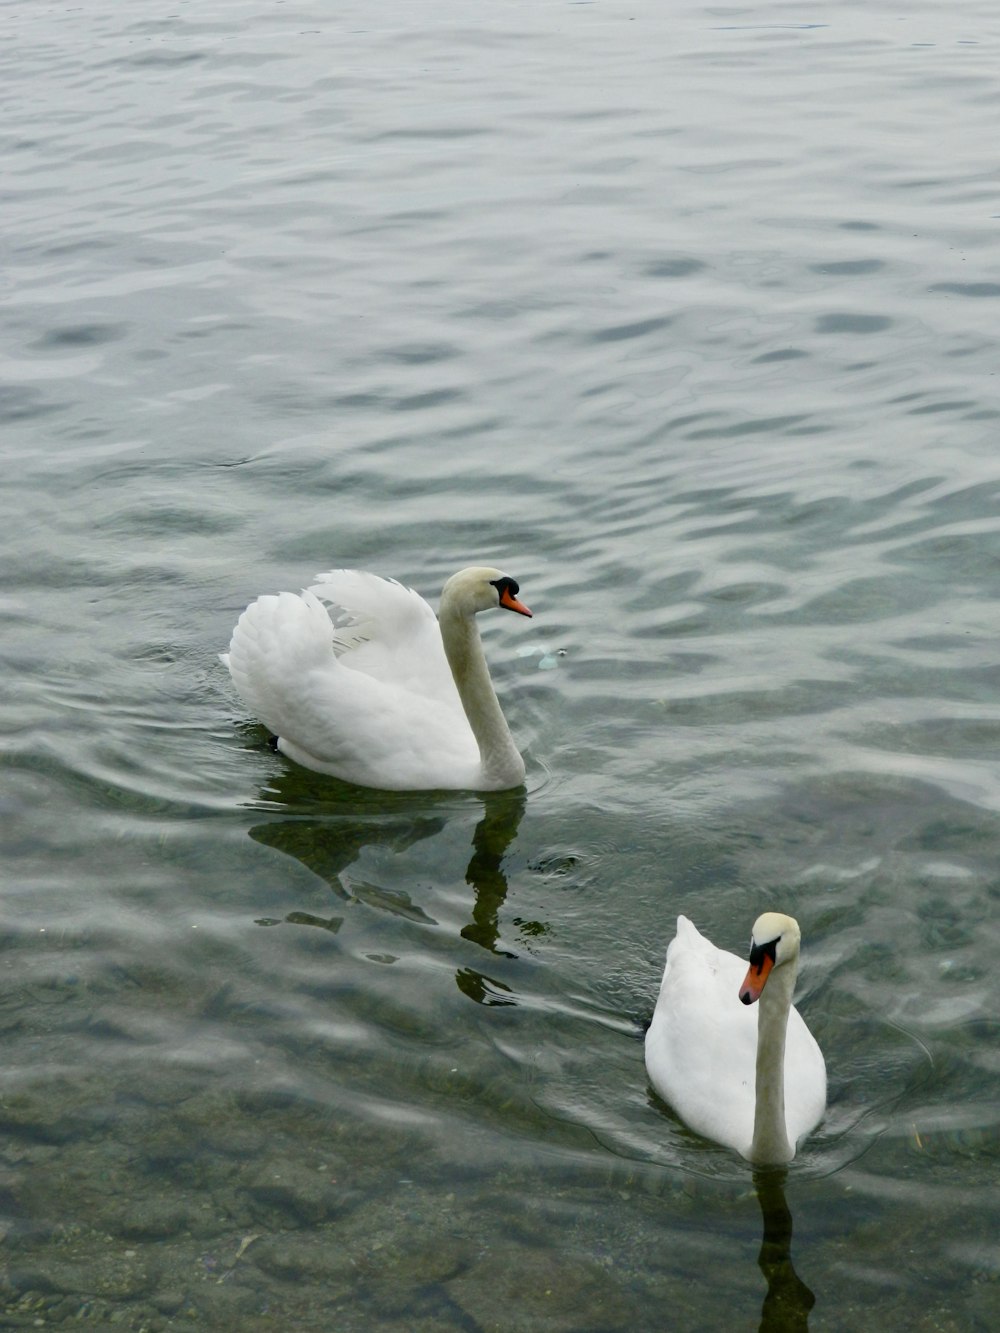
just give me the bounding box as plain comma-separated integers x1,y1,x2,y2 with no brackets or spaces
645,913,825,1164
223,565,533,791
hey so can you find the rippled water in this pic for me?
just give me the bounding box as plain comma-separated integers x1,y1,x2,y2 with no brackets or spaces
3,0,1000,1327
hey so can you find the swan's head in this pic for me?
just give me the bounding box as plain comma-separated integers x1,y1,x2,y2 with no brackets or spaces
441,567,533,618
738,912,801,1005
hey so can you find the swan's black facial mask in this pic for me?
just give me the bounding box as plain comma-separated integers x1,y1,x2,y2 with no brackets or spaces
748,937,779,971
739,937,778,1006
489,576,533,618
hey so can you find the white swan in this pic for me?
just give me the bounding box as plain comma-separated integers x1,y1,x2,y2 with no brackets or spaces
645,913,826,1164
222,565,533,791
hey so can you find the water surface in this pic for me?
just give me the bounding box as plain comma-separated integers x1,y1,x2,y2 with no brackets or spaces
2,0,999,1328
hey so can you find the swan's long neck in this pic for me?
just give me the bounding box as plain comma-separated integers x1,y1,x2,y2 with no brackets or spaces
750,959,798,1165
439,606,525,788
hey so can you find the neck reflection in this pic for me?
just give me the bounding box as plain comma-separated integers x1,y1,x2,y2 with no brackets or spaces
456,790,533,1006
754,1168,815,1333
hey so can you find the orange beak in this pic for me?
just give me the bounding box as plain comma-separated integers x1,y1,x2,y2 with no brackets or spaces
499,587,533,617
739,951,774,1005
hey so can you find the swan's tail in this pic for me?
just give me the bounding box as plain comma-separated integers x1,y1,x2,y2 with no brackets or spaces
224,590,335,739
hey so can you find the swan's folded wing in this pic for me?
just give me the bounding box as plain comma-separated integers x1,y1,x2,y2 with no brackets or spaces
307,568,460,708
646,924,758,1158
225,589,477,788
226,590,335,732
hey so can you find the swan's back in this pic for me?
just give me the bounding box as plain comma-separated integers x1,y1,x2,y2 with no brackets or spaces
645,916,824,1160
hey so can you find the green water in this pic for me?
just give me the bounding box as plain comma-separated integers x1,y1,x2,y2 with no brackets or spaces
2,0,999,1328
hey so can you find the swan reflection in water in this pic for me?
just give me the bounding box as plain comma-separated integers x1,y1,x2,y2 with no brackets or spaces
247,780,534,1004
753,1169,815,1333
454,790,527,1005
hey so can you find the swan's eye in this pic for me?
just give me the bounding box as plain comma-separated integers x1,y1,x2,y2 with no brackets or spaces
489,576,519,598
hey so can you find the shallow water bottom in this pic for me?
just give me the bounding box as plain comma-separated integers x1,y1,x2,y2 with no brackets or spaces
2,1061,996,1332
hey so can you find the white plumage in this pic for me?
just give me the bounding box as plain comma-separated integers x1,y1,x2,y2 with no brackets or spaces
645,914,826,1163
223,564,532,791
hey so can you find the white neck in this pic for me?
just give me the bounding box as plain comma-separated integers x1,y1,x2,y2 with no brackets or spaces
750,958,797,1165
439,604,525,788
